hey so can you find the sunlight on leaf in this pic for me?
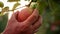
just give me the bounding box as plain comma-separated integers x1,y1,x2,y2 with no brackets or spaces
1,6,9,14
12,2,20,11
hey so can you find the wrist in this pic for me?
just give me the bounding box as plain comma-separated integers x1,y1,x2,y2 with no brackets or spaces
2,28,13,34
2,27,22,34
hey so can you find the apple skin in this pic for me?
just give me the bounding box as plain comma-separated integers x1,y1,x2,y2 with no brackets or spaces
17,7,33,22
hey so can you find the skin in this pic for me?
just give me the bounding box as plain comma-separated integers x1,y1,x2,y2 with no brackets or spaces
2,9,42,34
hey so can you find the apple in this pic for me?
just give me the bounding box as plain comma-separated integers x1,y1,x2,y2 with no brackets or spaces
17,7,33,22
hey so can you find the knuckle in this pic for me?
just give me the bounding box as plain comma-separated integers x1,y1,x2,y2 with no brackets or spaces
33,14,38,19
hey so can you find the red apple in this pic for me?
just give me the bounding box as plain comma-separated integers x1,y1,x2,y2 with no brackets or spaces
17,7,33,22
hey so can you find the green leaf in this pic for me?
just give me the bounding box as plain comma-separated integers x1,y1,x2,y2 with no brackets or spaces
30,2,37,9
0,2,4,8
12,3,20,11
1,6,9,14
7,0,20,2
0,13,8,33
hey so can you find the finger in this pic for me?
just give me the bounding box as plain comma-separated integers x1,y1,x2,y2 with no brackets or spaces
34,33,37,34
8,11,19,23
34,29,39,33
23,9,39,26
32,16,42,31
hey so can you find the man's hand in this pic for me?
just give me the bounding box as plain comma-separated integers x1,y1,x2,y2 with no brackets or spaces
20,9,42,34
2,9,42,34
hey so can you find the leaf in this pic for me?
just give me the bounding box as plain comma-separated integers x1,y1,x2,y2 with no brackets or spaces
0,13,8,33
0,2,4,8
30,2,37,9
1,6,9,14
7,0,20,2
12,3,20,11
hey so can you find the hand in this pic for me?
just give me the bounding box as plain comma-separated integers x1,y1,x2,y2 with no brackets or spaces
2,9,42,34
21,16,42,34
20,9,42,34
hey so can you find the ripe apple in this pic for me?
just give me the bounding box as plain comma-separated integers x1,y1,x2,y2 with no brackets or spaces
17,7,33,22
